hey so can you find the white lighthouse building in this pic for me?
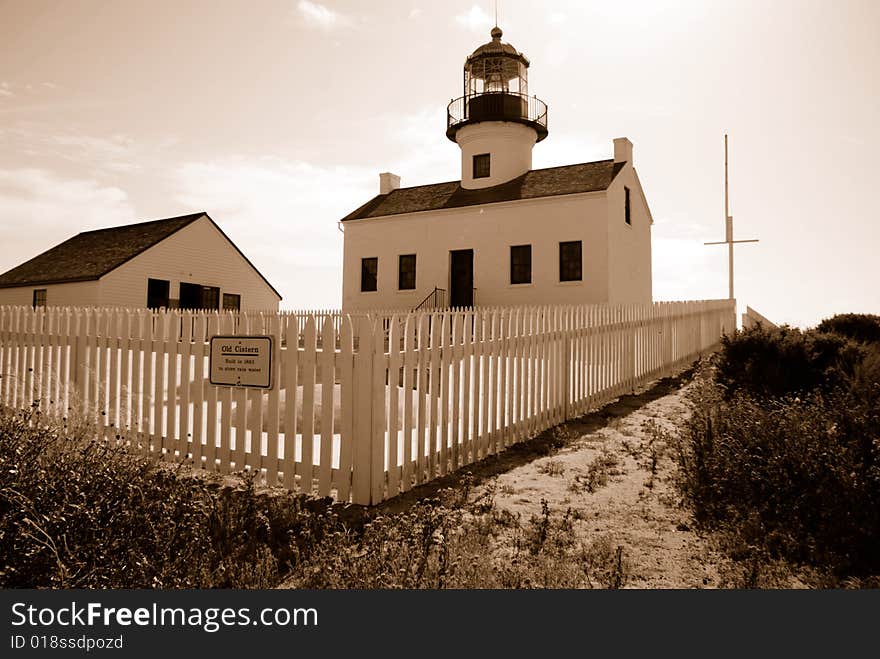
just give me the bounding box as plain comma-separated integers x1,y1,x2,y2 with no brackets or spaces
341,27,653,311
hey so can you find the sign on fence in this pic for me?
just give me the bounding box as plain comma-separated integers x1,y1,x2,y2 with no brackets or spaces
209,335,274,388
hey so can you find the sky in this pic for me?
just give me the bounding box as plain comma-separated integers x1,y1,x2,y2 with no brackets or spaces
0,0,877,326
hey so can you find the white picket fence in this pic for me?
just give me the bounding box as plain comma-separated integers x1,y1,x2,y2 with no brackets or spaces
0,299,735,504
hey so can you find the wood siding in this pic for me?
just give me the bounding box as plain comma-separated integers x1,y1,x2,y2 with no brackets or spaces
99,216,279,310
0,280,100,307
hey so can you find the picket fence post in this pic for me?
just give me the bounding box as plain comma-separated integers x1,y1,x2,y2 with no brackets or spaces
351,317,374,505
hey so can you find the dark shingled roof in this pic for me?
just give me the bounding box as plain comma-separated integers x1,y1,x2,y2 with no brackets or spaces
0,212,282,299
342,159,625,222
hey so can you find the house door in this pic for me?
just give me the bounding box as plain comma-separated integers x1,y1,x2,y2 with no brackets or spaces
180,282,221,310
449,249,474,308
179,282,202,309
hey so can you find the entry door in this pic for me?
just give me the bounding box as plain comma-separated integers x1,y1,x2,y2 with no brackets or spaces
180,282,221,310
449,249,474,308
179,282,202,309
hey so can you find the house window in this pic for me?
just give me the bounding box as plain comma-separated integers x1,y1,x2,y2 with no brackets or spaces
510,245,532,284
180,282,220,310
147,278,170,309
625,186,631,225
222,293,241,311
32,289,47,308
201,286,220,310
398,254,416,290
559,241,582,282
361,257,378,292
473,153,490,179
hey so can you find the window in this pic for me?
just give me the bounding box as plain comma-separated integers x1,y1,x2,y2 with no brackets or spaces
510,245,532,284
147,278,170,309
559,241,582,282
398,254,416,290
473,153,490,179
180,282,220,310
222,293,241,311
32,289,47,308
361,257,378,292
625,186,631,225
201,286,220,310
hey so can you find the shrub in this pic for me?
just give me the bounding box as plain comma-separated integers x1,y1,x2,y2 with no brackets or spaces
1,409,629,589
0,409,337,588
714,324,864,398
673,377,880,578
850,343,880,406
284,490,627,589
816,313,880,344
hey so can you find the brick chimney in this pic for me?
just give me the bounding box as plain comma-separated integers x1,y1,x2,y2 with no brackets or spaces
379,172,400,195
613,137,633,164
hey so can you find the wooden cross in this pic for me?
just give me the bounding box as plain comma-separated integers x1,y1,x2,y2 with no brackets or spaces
704,134,758,300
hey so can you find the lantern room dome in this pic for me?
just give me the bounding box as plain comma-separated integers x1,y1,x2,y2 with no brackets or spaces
466,26,529,65
446,26,548,143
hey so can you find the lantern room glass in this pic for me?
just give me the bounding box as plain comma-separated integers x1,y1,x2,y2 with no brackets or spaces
464,57,528,96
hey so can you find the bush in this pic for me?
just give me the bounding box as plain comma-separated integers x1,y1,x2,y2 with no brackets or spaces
284,487,629,589
1,410,628,589
851,344,880,406
0,409,338,588
714,324,864,398
674,375,880,578
816,313,880,344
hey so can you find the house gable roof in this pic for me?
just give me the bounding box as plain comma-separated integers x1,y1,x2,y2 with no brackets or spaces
342,159,625,221
0,212,282,299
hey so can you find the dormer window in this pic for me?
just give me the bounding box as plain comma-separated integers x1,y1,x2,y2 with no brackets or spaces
473,153,490,179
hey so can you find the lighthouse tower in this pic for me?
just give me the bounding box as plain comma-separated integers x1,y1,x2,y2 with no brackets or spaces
446,26,548,190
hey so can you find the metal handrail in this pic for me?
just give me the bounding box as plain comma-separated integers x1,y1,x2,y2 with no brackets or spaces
446,91,548,138
414,287,447,311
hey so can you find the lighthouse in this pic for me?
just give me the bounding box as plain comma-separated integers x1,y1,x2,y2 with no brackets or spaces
340,26,653,311
446,26,548,190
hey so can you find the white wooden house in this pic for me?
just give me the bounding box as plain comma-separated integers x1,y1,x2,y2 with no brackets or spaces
341,27,653,311
0,212,281,310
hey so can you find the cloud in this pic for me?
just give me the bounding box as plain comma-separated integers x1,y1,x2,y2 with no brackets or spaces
0,168,135,273
174,157,375,308
296,0,347,30
377,105,459,183
652,235,725,302
2,125,145,176
650,216,728,302
455,5,493,32
48,133,134,160
533,133,610,170
408,8,422,20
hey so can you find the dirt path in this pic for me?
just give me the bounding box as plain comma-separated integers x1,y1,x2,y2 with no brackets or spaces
472,375,725,588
